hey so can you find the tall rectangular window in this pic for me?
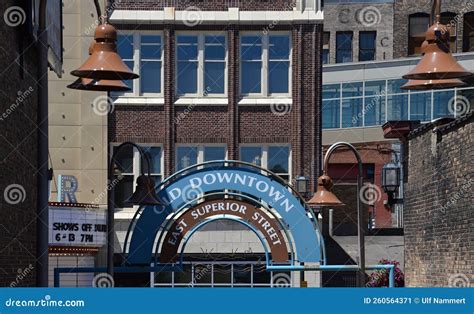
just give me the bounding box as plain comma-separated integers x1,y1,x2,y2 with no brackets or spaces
359,31,376,62
176,145,227,171
177,34,226,96
336,32,353,63
323,32,330,64
240,145,291,181
113,145,162,208
408,14,430,56
241,33,291,96
117,33,163,95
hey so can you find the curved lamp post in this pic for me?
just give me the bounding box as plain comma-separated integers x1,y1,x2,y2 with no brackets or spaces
107,142,163,277
308,142,366,287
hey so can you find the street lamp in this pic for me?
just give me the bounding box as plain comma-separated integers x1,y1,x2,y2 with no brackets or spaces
295,176,310,198
308,142,366,287
381,162,401,194
107,142,163,278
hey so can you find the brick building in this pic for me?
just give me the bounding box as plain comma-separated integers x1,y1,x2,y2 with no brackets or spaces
404,113,473,287
107,0,325,287
0,0,38,286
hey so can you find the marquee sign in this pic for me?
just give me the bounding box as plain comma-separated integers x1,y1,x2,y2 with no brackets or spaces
160,200,289,263
125,164,323,266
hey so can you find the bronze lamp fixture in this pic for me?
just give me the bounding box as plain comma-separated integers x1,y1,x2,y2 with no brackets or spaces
308,175,344,207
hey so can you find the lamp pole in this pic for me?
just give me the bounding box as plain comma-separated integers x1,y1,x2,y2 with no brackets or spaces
323,142,366,287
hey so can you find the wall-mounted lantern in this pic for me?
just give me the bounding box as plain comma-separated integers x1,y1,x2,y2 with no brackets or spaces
295,176,310,197
381,162,401,194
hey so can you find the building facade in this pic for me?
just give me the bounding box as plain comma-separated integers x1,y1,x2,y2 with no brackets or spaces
107,0,325,287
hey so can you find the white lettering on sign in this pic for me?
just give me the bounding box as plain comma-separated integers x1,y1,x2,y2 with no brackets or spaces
49,207,106,246
251,212,282,245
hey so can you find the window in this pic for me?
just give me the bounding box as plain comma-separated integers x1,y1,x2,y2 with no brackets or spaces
241,33,291,96
433,90,455,119
336,32,353,63
177,34,226,96
322,99,340,129
240,145,291,181
113,145,163,208
408,13,430,56
323,32,330,64
440,13,457,53
176,145,227,171
410,92,432,121
364,80,386,126
117,34,163,95
359,31,376,62
463,12,474,52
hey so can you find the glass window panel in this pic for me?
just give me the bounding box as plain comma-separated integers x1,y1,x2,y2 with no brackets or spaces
364,96,386,126
359,31,376,62
141,35,161,44
204,147,226,162
241,36,262,60
174,265,192,284
241,62,262,94
342,82,363,98
117,35,134,59
114,175,133,208
214,264,232,284
410,15,430,37
141,61,161,93
143,147,162,174
177,62,198,94
433,90,455,118
365,80,386,96
240,147,262,166
177,147,198,171
336,32,353,63
269,36,290,59
269,61,289,94
205,35,225,45
204,62,225,94
456,88,474,115
387,79,408,94
322,99,340,129
253,264,271,284
323,50,329,64
194,264,212,284
323,84,341,99
114,146,133,174
233,264,252,284
342,98,363,128
177,45,198,60
205,37,226,60
141,45,161,60
387,94,409,120
178,35,198,44
410,92,432,121
123,61,134,90
268,146,289,174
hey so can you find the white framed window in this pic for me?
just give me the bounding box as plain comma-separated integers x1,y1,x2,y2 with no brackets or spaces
240,33,292,97
112,144,163,208
116,32,164,96
176,144,227,171
176,33,227,97
240,145,291,181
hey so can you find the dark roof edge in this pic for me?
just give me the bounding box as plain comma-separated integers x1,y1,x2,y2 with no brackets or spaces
408,112,473,139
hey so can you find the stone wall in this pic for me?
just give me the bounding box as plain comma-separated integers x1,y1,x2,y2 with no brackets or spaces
404,113,473,287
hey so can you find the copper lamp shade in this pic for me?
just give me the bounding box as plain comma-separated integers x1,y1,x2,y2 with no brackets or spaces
403,23,472,80
307,175,345,207
401,78,467,91
71,23,139,80
67,77,131,92
124,175,163,206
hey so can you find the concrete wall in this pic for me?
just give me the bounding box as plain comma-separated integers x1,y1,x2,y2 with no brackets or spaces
404,113,473,287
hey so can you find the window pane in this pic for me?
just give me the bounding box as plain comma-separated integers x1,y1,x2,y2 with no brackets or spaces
336,32,353,63
410,16,430,37
359,31,376,62
364,96,386,126
365,80,386,96
268,146,289,174
269,61,289,94
177,36,198,60
323,50,329,64
124,60,134,90
242,62,262,94
204,62,225,94
140,35,161,59
174,265,192,284
141,61,161,93
114,175,133,208
433,90,455,118
342,82,363,98
323,84,340,99
323,99,340,129
410,92,432,121
204,147,226,162
241,36,262,60
214,264,232,284
177,147,198,171
194,264,212,284
143,147,162,174
114,146,133,174
253,264,270,284
117,35,134,59
240,147,262,166
387,94,408,120
233,264,252,284
205,36,226,60
342,98,363,128
177,62,198,94
387,79,407,94
269,36,290,59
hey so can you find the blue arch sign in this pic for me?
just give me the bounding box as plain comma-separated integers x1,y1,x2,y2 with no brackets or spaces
126,166,322,265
